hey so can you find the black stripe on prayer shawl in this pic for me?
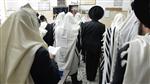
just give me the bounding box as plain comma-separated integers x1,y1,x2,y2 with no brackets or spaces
112,27,116,50
106,35,111,45
111,43,129,84
105,29,112,83
101,27,114,84
105,48,109,58
106,27,116,83
105,81,107,84
106,72,110,82
107,28,111,38
53,26,55,45
102,27,115,84
100,56,104,70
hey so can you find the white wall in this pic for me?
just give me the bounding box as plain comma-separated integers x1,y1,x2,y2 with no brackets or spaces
77,0,116,12
76,0,131,12
96,0,114,8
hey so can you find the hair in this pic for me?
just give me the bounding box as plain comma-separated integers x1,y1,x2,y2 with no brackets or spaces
36,13,39,17
88,6,104,21
40,15,47,22
36,13,41,25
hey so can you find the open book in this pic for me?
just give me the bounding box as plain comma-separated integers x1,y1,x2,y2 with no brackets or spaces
48,46,61,55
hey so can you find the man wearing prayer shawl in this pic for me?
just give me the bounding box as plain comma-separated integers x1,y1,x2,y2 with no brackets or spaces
54,12,82,84
79,6,105,83
38,15,47,38
39,15,55,46
54,12,65,27
54,12,65,46
111,0,150,84
0,4,60,84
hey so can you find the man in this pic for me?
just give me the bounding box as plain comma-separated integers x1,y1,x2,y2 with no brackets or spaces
54,12,82,84
0,4,60,84
111,0,150,84
79,6,105,84
39,15,55,46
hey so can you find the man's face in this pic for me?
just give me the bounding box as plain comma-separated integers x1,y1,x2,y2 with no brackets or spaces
71,6,78,15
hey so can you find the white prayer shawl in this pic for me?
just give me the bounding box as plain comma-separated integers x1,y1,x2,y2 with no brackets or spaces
39,22,48,37
54,12,65,46
102,13,126,84
74,13,82,24
0,4,46,84
118,11,140,49
54,12,65,27
55,12,80,75
123,34,150,84
102,27,112,84
110,13,126,81
110,11,140,82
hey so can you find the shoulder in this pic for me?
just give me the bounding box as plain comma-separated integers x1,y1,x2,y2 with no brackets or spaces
81,21,90,26
45,23,55,30
35,47,49,56
97,22,105,28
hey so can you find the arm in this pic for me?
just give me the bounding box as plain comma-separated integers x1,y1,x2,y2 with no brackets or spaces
30,47,60,84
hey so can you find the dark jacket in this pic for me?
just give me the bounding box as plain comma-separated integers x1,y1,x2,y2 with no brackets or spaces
30,47,60,84
81,20,105,56
43,23,55,46
78,20,105,81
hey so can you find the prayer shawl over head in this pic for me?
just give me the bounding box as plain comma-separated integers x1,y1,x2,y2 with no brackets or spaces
54,12,65,27
0,4,46,84
123,34,150,84
55,12,80,75
54,12,65,46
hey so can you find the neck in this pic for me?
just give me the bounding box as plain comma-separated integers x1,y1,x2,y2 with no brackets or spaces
140,24,150,35
92,20,98,22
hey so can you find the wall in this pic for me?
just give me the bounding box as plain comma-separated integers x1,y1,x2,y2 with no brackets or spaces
4,0,130,26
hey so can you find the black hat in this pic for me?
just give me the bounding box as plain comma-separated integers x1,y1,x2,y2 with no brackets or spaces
88,6,104,21
131,0,150,28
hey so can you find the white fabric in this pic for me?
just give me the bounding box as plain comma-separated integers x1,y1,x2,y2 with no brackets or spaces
54,12,65,27
75,13,82,24
118,11,140,49
110,13,126,28
0,4,46,84
110,11,140,83
102,28,112,84
39,22,48,37
39,22,47,38
102,11,140,84
81,15,91,23
55,12,80,75
102,13,126,84
110,13,126,81
123,34,150,84
54,12,65,46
